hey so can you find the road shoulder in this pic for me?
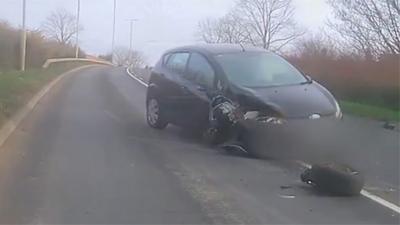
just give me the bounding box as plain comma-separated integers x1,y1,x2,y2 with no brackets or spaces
0,65,108,149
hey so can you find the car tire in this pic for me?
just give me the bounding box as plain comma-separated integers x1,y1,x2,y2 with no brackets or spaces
202,127,231,146
202,127,220,145
301,163,365,196
146,97,168,129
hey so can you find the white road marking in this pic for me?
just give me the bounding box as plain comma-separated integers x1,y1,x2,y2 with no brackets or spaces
125,67,400,215
298,161,400,214
126,67,148,87
360,190,400,214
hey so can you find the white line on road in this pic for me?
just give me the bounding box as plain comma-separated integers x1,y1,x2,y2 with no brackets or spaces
298,161,400,214
126,68,400,215
126,67,148,87
361,190,400,214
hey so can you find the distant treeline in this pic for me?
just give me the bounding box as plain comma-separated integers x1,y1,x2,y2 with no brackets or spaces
0,21,85,71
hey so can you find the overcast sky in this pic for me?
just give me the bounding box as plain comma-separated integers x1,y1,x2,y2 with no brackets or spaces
1,0,331,64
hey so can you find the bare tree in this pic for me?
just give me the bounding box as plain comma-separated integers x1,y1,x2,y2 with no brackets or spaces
293,33,339,59
234,0,305,50
113,47,146,68
42,9,82,45
198,0,304,51
198,19,224,43
327,0,400,57
198,13,251,44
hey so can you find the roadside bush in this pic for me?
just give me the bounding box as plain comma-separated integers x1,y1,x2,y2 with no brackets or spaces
286,44,399,110
0,21,19,70
0,21,85,71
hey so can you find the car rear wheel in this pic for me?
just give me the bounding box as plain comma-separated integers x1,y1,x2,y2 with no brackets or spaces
147,97,168,129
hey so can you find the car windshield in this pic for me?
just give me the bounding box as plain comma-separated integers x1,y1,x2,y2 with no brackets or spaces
215,52,307,88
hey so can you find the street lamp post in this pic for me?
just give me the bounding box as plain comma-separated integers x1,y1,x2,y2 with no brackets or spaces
75,0,80,58
111,0,116,63
127,19,137,68
20,0,27,71
128,19,138,53
129,20,133,54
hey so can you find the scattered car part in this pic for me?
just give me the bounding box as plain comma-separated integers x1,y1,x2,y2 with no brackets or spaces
301,163,365,196
203,95,242,145
220,144,248,153
383,121,396,130
280,185,292,190
279,194,296,199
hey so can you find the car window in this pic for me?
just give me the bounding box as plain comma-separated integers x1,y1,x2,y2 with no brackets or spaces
187,53,215,88
163,54,171,65
165,52,189,74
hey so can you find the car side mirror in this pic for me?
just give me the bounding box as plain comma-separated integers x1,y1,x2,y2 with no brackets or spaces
305,75,313,83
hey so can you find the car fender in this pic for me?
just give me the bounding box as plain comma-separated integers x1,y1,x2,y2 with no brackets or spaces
146,83,161,101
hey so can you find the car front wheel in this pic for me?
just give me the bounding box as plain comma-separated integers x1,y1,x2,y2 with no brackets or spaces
146,97,168,129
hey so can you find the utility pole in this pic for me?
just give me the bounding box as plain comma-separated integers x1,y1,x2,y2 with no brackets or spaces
111,0,116,63
75,0,80,58
127,19,138,54
127,19,137,68
20,0,27,71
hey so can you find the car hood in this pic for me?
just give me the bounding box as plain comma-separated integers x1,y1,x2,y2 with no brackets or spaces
232,82,337,118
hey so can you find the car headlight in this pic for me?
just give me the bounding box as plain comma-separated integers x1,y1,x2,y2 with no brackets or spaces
244,111,286,124
260,117,286,124
334,100,343,119
244,111,259,120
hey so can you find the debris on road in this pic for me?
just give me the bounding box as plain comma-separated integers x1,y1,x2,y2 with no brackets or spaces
279,194,296,199
383,121,396,130
280,185,292,190
301,163,365,196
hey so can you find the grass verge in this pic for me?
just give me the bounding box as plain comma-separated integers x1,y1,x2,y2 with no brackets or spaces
340,101,400,122
0,62,96,127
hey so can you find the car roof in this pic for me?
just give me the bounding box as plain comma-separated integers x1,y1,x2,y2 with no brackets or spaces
166,44,268,55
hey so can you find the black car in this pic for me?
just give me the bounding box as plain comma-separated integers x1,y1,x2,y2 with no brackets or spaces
146,44,342,133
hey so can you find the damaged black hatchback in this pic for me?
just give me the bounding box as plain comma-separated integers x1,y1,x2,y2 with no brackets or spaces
146,44,342,134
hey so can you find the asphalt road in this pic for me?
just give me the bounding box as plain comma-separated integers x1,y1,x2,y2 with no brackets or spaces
0,66,398,224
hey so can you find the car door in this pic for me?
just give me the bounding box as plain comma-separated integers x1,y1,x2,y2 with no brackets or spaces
183,52,217,128
161,52,193,124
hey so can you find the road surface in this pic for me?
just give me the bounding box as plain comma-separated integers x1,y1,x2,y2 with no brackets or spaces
0,66,398,224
